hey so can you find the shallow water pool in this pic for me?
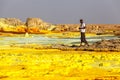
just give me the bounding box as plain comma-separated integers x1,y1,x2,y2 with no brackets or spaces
0,34,119,45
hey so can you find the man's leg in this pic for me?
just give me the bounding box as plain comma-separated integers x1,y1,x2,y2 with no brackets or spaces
80,32,84,46
80,42,82,46
84,33,89,46
85,41,89,46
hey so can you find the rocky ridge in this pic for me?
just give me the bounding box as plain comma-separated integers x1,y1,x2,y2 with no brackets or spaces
0,18,120,35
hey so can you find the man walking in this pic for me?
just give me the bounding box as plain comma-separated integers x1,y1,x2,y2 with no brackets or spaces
79,19,89,46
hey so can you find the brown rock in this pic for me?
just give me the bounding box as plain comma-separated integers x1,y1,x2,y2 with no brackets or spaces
26,18,43,27
4,18,24,26
25,18,50,30
91,39,120,51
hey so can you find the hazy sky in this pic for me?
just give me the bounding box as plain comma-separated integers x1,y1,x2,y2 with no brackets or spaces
0,0,120,24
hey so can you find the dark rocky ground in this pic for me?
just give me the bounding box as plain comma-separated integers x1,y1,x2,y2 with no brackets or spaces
11,39,120,52
54,39,120,52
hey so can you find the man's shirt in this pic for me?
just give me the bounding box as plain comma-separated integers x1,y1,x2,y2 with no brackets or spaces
80,23,86,33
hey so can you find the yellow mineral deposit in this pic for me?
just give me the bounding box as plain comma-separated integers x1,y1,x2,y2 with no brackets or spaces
25,32,29,37
0,48,120,80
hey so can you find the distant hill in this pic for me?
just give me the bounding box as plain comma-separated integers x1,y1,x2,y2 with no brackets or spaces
0,18,120,35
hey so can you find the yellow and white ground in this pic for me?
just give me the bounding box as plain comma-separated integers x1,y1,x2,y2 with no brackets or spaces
0,46,120,80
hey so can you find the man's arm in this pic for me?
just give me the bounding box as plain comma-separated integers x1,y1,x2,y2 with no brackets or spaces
79,27,86,29
79,23,86,29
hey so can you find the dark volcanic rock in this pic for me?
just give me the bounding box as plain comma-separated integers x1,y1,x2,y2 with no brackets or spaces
51,39,120,52
90,39,120,51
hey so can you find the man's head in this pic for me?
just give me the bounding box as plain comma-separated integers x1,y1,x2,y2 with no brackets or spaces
80,19,83,23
